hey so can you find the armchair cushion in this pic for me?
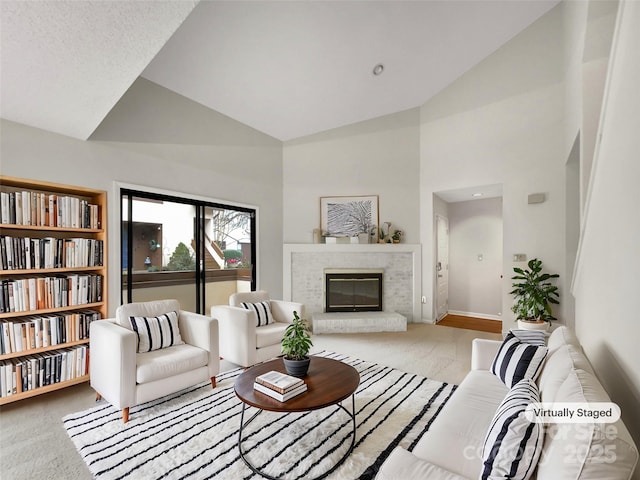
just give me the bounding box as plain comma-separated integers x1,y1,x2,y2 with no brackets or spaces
256,322,289,349
240,301,275,326
115,299,181,329
136,343,208,383
129,311,184,353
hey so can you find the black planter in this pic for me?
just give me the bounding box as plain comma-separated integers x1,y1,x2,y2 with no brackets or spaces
283,356,311,377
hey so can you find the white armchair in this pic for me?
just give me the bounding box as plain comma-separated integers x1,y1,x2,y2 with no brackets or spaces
90,299,219,422
211,290,304,368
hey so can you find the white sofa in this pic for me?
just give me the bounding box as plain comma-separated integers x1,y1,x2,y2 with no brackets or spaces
376,326,638,480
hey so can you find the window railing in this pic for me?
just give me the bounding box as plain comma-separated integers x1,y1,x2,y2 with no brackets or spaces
122,268,252,289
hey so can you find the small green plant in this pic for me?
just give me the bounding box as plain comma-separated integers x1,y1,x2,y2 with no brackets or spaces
281,311,313,361
510,258,560,322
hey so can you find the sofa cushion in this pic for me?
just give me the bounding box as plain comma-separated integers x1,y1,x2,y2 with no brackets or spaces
491,332,548,388
241,300,275,326
536,369,639,480
480,378,543,480
537,344,594,403
376,446,471,480
546,325,580,354
129,311,184,353
136,343,208,384
256,322,288,349
412,370,508,479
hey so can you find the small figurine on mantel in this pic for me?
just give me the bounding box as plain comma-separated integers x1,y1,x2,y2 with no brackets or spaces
379,222,403,243
380,222,393,243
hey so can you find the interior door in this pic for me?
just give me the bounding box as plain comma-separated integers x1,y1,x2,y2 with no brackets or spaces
436,215,449,321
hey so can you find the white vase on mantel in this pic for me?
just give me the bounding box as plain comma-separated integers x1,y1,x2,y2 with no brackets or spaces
517,319,550,331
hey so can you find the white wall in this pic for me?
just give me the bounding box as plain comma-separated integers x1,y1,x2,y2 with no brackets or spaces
420,4,567,325
448,197,502,320
282,108,421,245
0,78,284,314
571,0,640,464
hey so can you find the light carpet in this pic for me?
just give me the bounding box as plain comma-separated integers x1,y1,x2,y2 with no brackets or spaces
63,352,457,480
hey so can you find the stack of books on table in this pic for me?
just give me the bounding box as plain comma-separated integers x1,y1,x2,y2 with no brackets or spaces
254,370,307,402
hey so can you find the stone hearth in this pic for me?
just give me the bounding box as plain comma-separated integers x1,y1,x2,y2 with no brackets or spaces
312,311,407,334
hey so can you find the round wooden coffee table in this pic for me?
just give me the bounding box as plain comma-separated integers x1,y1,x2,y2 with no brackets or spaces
234,356,360,480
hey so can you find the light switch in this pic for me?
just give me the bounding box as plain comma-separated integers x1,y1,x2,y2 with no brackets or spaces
513,253,527,262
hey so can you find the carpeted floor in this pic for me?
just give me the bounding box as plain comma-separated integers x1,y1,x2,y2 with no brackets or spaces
63,352,456,480
0,323,502,479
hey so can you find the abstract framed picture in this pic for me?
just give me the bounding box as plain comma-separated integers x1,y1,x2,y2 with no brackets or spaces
320,195,379,237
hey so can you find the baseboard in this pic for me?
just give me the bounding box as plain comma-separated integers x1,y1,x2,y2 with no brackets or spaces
445,310,503,322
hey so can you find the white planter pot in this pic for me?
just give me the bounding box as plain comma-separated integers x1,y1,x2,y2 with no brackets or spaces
517,319,549,331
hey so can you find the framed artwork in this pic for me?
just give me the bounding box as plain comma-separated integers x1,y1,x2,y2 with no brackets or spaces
320,195,379,237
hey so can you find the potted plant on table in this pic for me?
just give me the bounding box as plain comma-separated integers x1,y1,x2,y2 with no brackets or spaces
510,258,560,331
281,311,313,377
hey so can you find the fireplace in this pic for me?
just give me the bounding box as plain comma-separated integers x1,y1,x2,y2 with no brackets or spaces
325,269,383,313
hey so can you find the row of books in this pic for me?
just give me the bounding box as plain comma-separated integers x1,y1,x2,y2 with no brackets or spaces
0,345,89,397
0,310,100,355
0,236,104,271
0,190,100,229
0,274,103,313
254,370,307,402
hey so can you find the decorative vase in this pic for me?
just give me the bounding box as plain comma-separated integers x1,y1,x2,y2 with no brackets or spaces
283,356,311,377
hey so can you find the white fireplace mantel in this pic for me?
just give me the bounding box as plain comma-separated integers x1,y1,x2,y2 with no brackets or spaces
283,243,422,322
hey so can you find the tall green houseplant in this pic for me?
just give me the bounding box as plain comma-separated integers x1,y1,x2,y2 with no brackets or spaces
510,258,560,322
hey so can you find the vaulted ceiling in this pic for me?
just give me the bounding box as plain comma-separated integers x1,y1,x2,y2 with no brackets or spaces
1,0,560,142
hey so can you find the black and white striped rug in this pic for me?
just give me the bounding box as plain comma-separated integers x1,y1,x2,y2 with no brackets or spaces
63,352,456,480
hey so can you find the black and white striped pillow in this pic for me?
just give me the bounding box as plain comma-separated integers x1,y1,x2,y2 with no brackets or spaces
491,332,548,388
481,378,543,480
240,301,275,327
510,329,547,346
129,311,183,353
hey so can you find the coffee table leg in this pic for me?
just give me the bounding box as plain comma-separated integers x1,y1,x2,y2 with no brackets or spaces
238,397,357,480
239,403,281,479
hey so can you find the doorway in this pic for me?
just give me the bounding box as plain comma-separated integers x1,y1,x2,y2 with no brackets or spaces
434,185,503,328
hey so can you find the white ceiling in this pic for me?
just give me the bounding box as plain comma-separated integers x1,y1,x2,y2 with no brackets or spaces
1,0,559,142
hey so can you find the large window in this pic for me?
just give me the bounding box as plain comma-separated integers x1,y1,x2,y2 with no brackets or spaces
121,188,256,313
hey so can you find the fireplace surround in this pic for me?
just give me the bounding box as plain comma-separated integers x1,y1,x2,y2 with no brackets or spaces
283,243,422,322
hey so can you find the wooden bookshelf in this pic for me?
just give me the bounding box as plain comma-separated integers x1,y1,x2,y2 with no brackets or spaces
0,176,107,403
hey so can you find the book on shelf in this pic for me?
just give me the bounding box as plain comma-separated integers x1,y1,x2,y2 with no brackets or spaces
254,370,304,394
253,381,307,402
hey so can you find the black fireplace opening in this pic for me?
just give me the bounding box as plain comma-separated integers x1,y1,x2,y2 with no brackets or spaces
325,272,383,312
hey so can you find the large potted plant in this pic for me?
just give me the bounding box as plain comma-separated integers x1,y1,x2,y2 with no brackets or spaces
281,311,313,377
510,258,560,331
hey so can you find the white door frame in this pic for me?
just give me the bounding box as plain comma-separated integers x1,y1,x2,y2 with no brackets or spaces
435,214,449,321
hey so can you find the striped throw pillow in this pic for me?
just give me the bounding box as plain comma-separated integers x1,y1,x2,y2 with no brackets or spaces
240,301,275,327
129,311,183,353
491,332,548,388
510,329,547,346
481,378,543,480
